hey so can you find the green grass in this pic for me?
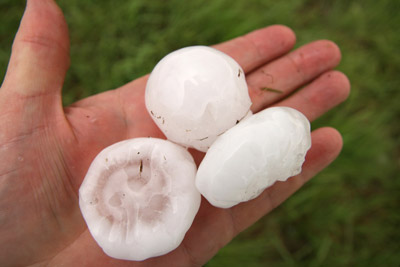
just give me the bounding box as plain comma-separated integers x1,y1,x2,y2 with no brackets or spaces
1,0,399,266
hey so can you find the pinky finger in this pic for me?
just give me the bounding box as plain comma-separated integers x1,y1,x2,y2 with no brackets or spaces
229,127,344,234
175,127,344,266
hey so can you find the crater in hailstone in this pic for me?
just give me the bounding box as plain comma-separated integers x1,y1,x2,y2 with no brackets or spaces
79,138,200,261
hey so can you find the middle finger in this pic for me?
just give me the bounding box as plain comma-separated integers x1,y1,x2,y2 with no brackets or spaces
247,40,342,112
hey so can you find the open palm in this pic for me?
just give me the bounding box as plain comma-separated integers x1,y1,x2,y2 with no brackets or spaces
0,1,350,266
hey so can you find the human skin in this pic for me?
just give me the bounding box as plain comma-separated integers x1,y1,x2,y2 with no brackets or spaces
0,0,350,266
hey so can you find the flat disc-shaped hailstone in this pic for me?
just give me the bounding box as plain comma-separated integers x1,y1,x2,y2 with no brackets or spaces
145,46,252,152
79,138,200,261
196,107,312,208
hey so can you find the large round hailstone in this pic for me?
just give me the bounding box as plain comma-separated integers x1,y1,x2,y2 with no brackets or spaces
145,46,252,152
196,107,311,208
79,138,200,261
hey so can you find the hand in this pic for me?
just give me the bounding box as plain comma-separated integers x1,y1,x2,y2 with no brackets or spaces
0,0,350,266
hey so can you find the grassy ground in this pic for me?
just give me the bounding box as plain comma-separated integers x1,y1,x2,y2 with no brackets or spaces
1,0,399,266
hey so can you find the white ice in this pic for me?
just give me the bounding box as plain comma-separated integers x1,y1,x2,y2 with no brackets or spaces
195,107,312,208
145,46,252,152
79,138,200,261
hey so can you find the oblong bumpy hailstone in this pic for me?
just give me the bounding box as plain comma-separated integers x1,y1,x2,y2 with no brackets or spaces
79,138,201,261
196,107,312,208
145,46,252,152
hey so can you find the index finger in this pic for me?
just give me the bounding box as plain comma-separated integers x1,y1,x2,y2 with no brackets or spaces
213,25,296,73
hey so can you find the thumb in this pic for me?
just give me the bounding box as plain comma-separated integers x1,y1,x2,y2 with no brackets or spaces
1,0,70,99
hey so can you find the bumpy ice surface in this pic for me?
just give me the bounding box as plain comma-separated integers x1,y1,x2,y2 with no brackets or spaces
196,107,312,208
79,138,200,261
145,46,252,152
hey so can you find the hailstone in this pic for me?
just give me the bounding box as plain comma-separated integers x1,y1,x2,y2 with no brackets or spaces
145,46,252,152
79,138,200,261
195,107,311,208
